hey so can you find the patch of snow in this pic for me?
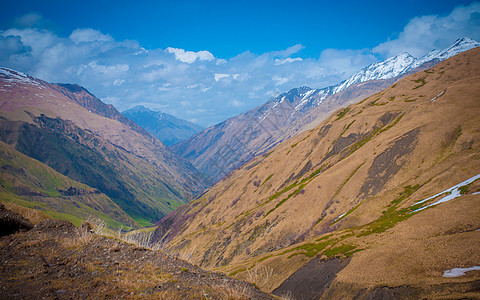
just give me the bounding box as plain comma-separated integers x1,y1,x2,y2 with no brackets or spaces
334,212,346,222
293,89,316,112
443,266,480,278
430,90,445,103
411,173,480,212
0,67,42,87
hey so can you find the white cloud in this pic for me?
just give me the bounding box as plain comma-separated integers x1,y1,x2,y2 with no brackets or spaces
87,61,129,77
214,73,240,82
230,99,243,107
318,48,377,78
1,5,478,127
166,47,214,63
214,73,230,81
113,79,125,86
373,2,480,58
274,57,303,65
273,76,289,86
70,28,113,43
12,12,54,29
271,44,305,57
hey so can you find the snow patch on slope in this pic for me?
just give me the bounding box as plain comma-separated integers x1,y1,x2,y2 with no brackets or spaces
411,173,480,212
443,266,480,278
0,68,44,88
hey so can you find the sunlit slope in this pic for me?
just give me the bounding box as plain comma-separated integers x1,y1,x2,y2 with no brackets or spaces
154,48,480,296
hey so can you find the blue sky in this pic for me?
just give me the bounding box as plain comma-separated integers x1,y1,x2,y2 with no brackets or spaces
1,0,479,126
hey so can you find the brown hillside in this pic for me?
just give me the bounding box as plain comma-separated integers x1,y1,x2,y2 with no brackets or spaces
154,48,480,298
0,69,207,225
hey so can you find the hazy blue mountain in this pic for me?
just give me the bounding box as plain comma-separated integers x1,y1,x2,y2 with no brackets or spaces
123,105,204,146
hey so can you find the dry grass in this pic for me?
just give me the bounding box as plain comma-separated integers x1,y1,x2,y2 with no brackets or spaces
113,262,173,292
212,280,252,300
1,201,50,224
177,243,198,262
83,217,165,251
277,291,294,300
246,266,274,289
122,231,154,249
86,216,107,235
61,225,93,248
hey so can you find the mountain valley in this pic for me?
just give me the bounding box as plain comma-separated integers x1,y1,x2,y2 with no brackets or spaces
0,37,479,300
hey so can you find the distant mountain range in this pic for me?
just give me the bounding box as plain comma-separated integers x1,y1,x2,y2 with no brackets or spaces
0,68,208,227
123,105,203,146
172,37,480,184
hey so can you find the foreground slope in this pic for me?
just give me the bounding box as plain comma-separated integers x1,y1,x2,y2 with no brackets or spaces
0,69,207,226
172,37,479,184
0,206,274,299
154,48,480,297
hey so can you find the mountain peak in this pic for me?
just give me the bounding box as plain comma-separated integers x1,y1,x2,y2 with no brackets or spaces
453,36,478,46
415,37,480,67
392,52,414,59
438,36,480,57
124,105,155,114
123,106,203,146
0,67,41,87
334,37,479,95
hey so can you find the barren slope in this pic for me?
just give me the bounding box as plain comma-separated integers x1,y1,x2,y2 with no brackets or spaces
0,207,274,299
154,48,480,298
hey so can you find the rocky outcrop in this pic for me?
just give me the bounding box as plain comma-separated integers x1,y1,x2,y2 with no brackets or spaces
0,203,33,237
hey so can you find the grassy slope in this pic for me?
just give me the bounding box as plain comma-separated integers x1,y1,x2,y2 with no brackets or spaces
0,141,137,229
157,48,480,295
0,115,186,227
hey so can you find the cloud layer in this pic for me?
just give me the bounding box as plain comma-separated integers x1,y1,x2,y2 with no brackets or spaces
374,2,480,57
1,2,479,126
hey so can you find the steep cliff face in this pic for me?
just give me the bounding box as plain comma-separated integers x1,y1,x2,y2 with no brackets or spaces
154,48,480,297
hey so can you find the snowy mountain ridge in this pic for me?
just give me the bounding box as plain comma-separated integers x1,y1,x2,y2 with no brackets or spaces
333,37,480,94
261,37,480,121
173,37,479,184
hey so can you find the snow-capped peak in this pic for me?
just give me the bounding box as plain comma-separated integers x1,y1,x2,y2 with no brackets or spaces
334,37,479,94
0,67,43,88
417,37,480,65
333,52,416,94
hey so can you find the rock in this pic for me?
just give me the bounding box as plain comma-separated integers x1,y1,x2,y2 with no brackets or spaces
0,203,33,236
